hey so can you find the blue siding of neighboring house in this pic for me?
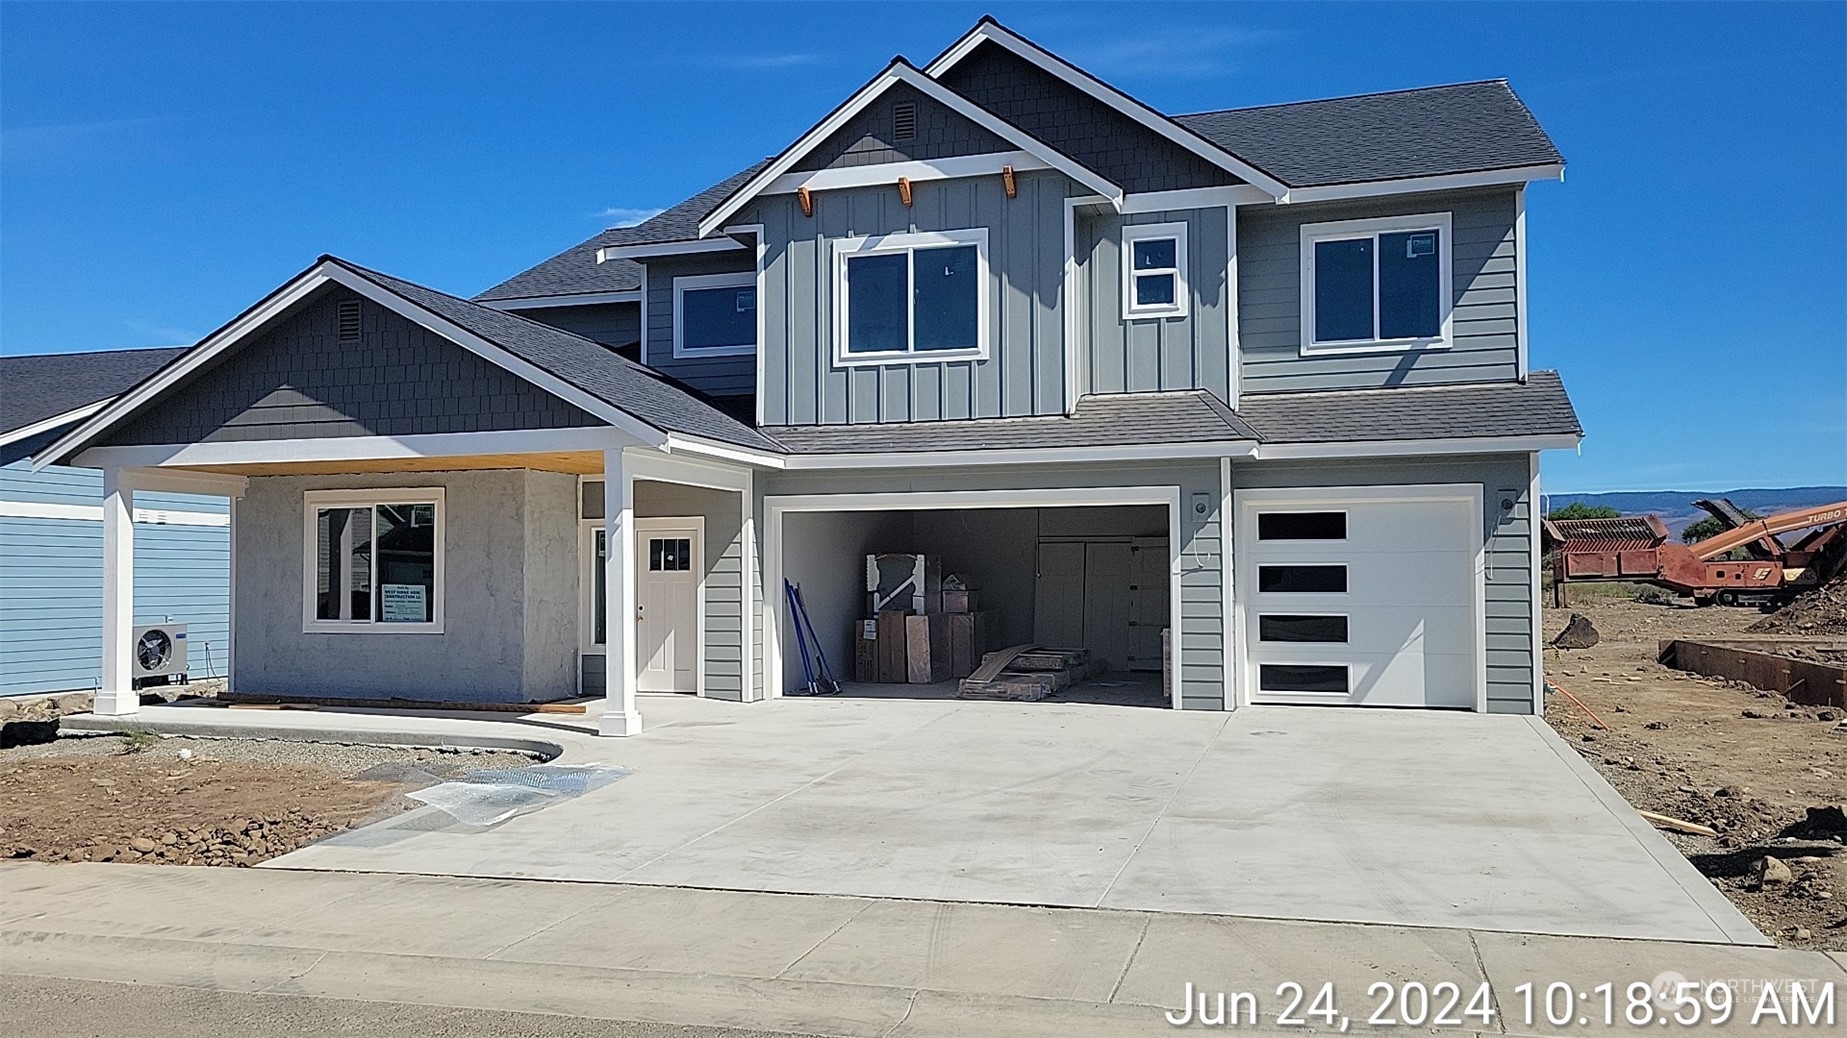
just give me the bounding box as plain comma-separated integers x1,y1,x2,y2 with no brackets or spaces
0,458,229,696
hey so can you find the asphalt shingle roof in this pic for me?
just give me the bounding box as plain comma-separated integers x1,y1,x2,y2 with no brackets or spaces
765,391,1260,454
473,162,769,303
1236,371,1581,444
335,259,778,451
0,347,189,437
1174,80,1562,188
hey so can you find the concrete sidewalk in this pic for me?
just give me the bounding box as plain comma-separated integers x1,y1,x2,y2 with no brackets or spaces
3,864,1839,1038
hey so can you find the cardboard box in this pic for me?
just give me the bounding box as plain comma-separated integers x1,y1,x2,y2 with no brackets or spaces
867,554,943,614
946,611,990,678
853,619,879,683
876,611,908,683
905,614,952,684
942,588,979,613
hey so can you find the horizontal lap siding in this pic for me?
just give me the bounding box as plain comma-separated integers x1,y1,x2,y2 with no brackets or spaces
518,302,641,348
641,252,758,398
1083,207,1231,401
1232,453,1536,714
102,289,599,445
1238,188,1521,394
754,170,1069,426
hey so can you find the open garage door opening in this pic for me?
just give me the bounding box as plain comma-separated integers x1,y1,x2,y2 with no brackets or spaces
776,504,1175,708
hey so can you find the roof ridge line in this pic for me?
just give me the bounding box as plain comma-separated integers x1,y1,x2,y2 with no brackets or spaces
1174,78,1513,118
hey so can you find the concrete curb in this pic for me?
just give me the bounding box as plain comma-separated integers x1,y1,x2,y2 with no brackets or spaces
58,710,575,762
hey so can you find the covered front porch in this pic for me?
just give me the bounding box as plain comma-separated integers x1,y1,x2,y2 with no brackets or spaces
75,433,759,738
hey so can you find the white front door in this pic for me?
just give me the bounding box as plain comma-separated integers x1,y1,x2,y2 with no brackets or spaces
635,518,701,694
1238,486,1483,709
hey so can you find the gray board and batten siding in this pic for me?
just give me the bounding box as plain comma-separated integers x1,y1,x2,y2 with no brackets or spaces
748,168,1075,426
1080,207,1233,401
1238,187,1522,394
1233,452,1538,714
100,288,601,446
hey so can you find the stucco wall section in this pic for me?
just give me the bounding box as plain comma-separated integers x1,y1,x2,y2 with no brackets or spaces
232,468,576,703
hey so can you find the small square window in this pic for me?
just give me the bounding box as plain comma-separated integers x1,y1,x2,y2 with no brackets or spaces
1121,222,1188,319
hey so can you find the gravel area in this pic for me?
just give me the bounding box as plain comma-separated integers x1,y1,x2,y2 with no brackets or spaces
3,733,544,776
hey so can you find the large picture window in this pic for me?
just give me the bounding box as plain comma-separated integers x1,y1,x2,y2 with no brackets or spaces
673,272,757,357
302,489,444,633
1300,212,1452,354
1121,221,1189,319
835,229,987,364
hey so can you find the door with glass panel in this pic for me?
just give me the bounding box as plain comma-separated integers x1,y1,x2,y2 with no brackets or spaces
586,518,701,694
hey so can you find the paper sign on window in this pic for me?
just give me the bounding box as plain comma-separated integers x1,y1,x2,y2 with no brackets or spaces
381,583,427,623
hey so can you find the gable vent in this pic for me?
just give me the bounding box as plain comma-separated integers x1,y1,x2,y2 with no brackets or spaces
336,299,362,342
892,102,917,142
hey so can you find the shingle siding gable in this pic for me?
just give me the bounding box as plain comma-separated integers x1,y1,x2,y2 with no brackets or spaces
792,82,1011,171
102,288,601,445
938,40,1240,194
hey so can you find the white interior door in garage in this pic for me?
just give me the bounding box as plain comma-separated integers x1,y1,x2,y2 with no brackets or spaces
1237,485,1483,709
1034,537,1168,671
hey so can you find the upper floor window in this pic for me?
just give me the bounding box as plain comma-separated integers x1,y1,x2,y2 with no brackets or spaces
673,272,757,358
834,228,988,366
1300,212,1452,355
1121,221,1188,320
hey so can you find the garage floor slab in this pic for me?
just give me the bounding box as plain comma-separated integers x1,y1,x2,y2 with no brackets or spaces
258,695,1760,944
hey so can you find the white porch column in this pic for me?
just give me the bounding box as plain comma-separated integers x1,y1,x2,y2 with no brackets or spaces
96,468,137,716
599,448,642,736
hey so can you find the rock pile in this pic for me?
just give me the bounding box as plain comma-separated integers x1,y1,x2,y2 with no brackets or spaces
1750,572,1847,635
21,809,349,867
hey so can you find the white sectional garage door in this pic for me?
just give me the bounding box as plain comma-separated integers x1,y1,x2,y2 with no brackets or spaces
1237,485,1483,710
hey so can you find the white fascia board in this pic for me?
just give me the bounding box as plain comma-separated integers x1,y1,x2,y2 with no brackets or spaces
662,434,784,470
38,261,669,472
764,152,1050,195
924,22,1290,199
597,238,748,263
120,467,249,498
0,401,107,449
484,291,641,310
73,426,636,471
698,62,1123,238
1279,164,1565,205
1120,185,1271,213
624,446,756,493
1253,433,1581,460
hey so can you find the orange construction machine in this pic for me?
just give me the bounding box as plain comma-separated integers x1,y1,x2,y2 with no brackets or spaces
1544,499,1847,606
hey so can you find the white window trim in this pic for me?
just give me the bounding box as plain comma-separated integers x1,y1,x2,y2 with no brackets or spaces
1299,211,1453,356
671,271,758,359
300,488,445,635
1121,221,1189,320
832,228,990,368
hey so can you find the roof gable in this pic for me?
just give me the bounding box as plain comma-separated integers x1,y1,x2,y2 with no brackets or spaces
925,19,1288,197
791,80,1011,173
696,60,1122,238
43,257,777,467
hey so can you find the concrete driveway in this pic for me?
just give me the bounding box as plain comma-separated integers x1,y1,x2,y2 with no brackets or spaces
270,695,1763,944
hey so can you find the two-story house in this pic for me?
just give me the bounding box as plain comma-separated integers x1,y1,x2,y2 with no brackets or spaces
40,18,1580,734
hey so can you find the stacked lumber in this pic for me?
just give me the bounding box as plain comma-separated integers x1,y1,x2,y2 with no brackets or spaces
957,645,1104,700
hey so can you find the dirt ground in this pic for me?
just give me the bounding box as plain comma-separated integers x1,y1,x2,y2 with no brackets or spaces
1541,592,1847,950
0,734,540,868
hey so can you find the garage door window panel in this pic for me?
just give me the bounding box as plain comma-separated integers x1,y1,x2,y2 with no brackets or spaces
1258,614,1349,643
1257,511,1347,541
1257,564,1347,594
1260,664,1349,695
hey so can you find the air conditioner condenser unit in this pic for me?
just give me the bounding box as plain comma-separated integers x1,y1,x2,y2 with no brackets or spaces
131,622,189,686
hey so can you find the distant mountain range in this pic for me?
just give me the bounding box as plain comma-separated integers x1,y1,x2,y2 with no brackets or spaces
1545,486,1847,538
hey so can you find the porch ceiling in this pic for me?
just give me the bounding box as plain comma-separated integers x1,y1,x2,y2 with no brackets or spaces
171,450,605,477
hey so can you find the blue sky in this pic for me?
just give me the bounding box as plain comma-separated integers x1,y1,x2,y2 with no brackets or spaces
2,2,1842,493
